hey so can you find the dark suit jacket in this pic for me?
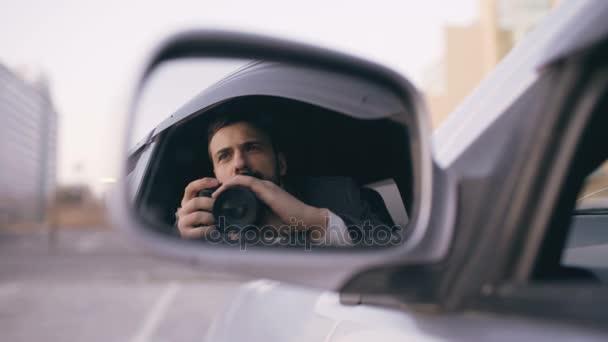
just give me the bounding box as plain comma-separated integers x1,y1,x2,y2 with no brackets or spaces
176,176,400,246
285,176,399,246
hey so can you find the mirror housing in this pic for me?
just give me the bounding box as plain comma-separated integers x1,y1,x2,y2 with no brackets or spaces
111,30,438,292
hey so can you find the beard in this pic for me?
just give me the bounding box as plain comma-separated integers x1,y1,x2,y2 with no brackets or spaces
237,151,283,186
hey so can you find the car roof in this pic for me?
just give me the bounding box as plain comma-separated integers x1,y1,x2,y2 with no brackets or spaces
130,61,409,154
433,0,608,168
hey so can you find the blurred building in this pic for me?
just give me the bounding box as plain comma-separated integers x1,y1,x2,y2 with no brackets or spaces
426,0,559,127
52,184,108,228
0,63,58,226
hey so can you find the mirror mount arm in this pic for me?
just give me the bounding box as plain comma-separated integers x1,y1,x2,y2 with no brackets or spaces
338,264,443,311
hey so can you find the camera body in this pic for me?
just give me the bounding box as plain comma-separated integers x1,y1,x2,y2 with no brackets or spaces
197,180,264,233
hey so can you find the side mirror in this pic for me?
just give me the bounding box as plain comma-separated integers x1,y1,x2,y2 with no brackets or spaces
110,30,436,291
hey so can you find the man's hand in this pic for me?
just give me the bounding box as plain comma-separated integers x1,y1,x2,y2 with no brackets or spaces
175,177,220,239
212,175,329,234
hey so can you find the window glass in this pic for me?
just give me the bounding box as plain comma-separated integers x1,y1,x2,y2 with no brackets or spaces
561,160,608,282
575,161,608,211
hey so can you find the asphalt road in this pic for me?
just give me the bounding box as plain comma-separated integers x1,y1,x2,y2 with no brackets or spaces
0,228,247,342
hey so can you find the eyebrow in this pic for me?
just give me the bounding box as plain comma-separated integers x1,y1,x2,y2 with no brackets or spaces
213,140,266,160
242,140,264,147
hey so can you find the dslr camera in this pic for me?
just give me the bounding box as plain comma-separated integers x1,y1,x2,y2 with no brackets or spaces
197,171,264,233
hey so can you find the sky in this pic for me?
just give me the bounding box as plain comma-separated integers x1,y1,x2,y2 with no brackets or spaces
0,0,477,194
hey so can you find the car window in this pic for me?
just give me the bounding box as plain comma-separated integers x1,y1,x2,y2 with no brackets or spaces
531,47,608,285
575,161,608,211
364,179,409,228
562,160,608,281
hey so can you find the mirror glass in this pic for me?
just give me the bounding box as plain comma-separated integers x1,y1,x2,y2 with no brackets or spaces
128,57,414,249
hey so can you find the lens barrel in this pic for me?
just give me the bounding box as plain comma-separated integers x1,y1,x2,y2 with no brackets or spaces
197,181,263,233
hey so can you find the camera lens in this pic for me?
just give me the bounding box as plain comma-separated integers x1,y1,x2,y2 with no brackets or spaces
213,186,261,232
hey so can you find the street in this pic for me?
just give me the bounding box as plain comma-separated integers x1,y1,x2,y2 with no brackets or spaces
0,228,247,342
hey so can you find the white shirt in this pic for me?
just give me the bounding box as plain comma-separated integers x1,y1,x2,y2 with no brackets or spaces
321,210,353,246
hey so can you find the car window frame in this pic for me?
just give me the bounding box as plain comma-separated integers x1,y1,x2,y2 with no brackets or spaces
127,141,157,203
464,42,608,326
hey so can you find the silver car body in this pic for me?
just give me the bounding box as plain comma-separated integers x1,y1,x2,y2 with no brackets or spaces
205,1,608,341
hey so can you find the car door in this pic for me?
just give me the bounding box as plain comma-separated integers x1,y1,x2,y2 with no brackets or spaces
204,6,608,340
447,31,608,329
114,2,608,341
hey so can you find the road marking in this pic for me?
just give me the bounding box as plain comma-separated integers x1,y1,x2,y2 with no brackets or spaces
324,319,342,342
130,281,181,342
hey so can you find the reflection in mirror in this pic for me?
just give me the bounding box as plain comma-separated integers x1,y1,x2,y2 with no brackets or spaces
128,57,413,249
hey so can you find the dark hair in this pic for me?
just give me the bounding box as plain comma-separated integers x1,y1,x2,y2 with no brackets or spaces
206,98,280,160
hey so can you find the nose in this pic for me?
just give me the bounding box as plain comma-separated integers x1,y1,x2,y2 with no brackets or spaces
232,150,249,174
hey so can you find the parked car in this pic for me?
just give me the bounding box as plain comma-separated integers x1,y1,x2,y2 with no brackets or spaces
112,0,608,340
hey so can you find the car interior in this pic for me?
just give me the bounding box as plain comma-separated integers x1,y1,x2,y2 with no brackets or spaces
129,95,414,243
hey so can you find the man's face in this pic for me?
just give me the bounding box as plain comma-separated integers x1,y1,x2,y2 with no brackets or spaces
209,121,286,184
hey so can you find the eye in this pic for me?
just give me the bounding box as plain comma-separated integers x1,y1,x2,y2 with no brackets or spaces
216,151,231,162
246,143,261,151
